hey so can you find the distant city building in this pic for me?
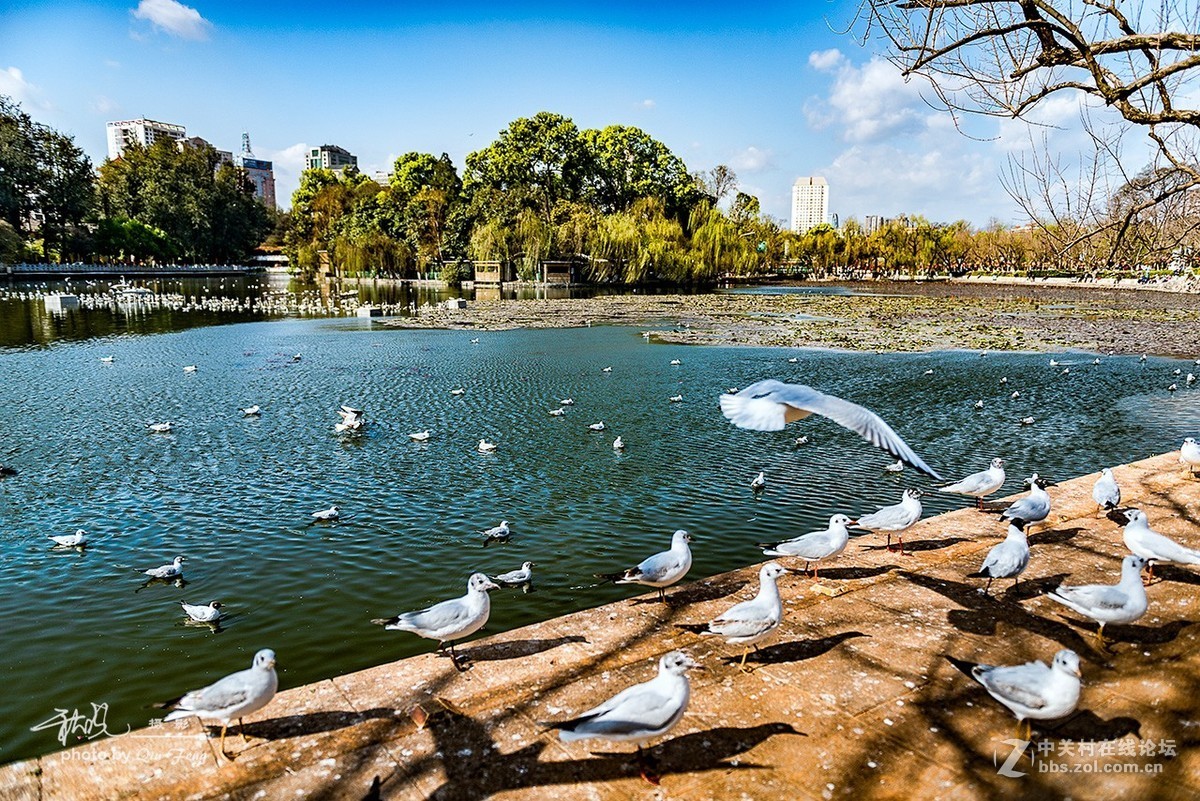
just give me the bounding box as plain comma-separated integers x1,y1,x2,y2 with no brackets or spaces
307,144,358,174
106,118,186,159
236,132,277,209
372,169,393,186
790,177,829,234
180,136,234,166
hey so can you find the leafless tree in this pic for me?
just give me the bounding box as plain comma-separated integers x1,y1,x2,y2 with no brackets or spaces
857,0,1200,267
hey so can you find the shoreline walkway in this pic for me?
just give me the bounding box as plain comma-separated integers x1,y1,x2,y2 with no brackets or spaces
3,452,1198,800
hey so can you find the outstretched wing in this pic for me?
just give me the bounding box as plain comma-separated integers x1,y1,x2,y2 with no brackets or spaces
721,380,941,480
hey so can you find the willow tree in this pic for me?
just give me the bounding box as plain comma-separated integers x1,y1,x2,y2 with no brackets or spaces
859,1,1200,265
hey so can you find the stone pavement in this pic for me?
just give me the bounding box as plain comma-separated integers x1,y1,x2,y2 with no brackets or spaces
2,452,1198,800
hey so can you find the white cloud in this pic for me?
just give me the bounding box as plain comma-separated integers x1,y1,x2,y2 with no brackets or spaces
259,142,308,209
808,48,843,72
730,146,775,173
0,66,51,111
641,99,656,109
91,95,120,115
131,0,213,41
824,57,929,143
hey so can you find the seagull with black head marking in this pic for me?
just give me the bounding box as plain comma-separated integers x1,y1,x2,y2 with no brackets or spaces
719,380,941,479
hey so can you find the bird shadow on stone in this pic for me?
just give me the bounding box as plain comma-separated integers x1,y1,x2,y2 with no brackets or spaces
403,707,802,801
1029,526,1085,546
900,571,1103,660
1056,617,1194,648
858,537,969,554
1040,709,1142,742
806,565,896,581
995,573,1071,603
240,707,397,741
737,631,868,667
631,580,747,607
458,636,587,663
1153,565,1200,587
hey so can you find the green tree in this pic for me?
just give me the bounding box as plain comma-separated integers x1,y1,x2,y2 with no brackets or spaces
580,125,697,217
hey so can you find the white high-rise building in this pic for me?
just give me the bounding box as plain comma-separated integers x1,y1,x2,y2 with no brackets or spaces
790,176,829,234
106,118,186,160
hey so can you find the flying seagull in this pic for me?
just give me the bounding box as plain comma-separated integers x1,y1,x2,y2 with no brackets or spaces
719,380,941,479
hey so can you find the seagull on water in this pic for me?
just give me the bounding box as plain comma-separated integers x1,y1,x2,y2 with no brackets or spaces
670,359,682,366
1019,416,1035,425
1092,468,1120,513
939,458,1006,510
613,436,625,451
493,561,535,587
334,405,364,433
560,398,575,406
543,651,699,784
183,365,198,373
549,408,566,416
482,520,511,546
1111,508,1200,579
597,529,693,602
311,505,340,522
181,600,224,623
147,422,173,433
48,529,88,548
999,474,1054,529
750,471,766,491
973,400,984,410
241,405,261,417
1047,555,1149,649
409,431,431,442
371,573,499,668
690,563,786,668
1011,391,1021,399
853,489,922,554
588,421,606,431
668,394,683,403
100,356,114,363
160,649,278,758
450,388,466,396
601,366,613,373
758,514,852,578
968,523,1030,595
720,379,942,479
478,439,498,453
143,555,185,579
946,649,1081,740
883,460,904,473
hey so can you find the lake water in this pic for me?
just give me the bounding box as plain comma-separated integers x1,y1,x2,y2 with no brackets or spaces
0,288,1197,763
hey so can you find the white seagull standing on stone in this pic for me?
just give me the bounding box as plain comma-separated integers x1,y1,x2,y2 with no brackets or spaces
968,523,1030,595
372,573,499,668
597,529,693,602
854,489,923,554
1047,555,1149,648
947,649,1081,740
1113,508,1200,579
1092,468,1121,513
1180,437,1200,476
758,514,852,578
544,651,699,783
719,380,942,479
939,458,1006,510
999,474,1054,529
160,649,278,758
691,563,786,668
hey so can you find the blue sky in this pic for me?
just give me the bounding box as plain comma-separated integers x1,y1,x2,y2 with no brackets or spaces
0,0,1093,225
